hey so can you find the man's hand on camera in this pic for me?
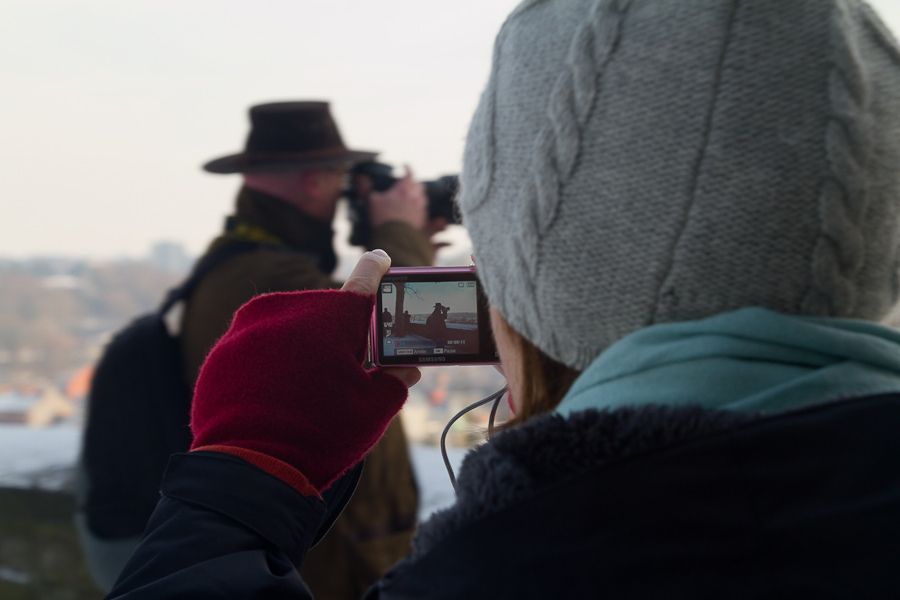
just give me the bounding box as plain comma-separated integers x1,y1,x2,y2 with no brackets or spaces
369,165,427,230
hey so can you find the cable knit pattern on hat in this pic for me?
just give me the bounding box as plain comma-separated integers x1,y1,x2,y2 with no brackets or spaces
459,0,900,370
805,37,869,315
804,0,900,318
530,0,627,238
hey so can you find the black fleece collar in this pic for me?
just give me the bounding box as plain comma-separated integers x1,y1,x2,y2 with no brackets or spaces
371,395,900,599
411,403,753,559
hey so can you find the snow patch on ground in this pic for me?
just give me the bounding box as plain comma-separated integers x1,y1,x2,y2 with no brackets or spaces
410,443,468,519
0,423,468,518
0,424,81,489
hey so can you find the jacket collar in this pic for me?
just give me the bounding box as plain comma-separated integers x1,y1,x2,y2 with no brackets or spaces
410,403,752,561
380,395,900,598
231,186,337,274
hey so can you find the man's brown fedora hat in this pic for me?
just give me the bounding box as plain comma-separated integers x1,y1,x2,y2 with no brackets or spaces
203,101,377,174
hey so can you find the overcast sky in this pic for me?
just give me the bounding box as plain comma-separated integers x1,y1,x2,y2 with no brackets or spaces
2,1,899,261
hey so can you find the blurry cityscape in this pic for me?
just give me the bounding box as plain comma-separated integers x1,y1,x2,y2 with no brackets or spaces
0,240,506,598
0,239,505,446
0,241,189,426
0,243,195,598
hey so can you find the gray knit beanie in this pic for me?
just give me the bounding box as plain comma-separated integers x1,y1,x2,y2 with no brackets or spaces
459,0,900,370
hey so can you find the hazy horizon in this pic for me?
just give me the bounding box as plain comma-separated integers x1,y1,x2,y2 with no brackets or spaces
3,1,899,263
1,0,521,263
383,280,479,316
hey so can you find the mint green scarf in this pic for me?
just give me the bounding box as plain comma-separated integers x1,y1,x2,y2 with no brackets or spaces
556,307,900,417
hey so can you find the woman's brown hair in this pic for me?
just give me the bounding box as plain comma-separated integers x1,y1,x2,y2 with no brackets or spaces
493,314,581,428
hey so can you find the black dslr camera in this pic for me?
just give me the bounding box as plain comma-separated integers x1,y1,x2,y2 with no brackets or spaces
345,161,461,247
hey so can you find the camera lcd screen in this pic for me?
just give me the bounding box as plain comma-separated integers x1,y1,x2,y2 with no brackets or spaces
374,269,498,366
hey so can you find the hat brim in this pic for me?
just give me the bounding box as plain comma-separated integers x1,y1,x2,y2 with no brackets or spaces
203,148,378,174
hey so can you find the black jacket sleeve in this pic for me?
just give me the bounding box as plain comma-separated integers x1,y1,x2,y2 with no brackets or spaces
107,452,329,599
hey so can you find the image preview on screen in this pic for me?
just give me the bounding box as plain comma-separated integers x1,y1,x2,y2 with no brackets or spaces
380,279,480,358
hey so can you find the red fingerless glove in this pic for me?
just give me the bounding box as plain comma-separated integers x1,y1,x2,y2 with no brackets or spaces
190,290,408,494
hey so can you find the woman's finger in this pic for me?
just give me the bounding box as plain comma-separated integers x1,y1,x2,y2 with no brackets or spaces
382,367,422,389
342,250,391,296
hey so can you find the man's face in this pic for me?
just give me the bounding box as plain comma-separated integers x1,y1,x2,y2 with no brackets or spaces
300,166,349,221
323,167,349,203
243,167,348,222
305,167,348,206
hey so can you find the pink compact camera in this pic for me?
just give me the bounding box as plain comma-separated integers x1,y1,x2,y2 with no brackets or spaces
370,266,499,367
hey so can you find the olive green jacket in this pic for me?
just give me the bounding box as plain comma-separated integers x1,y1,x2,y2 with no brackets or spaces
180,186,432,599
